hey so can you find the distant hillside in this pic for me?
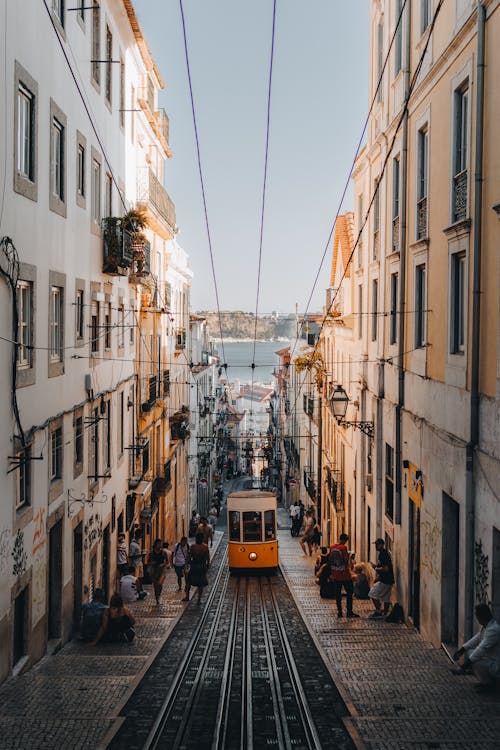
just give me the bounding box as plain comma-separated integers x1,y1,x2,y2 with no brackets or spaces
197,311,297,341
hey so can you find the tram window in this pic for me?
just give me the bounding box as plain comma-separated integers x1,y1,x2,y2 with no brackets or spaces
264,510,276,540
229,511,241,541
243,511,262,542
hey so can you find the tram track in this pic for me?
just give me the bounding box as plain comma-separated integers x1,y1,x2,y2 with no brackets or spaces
107,556,355,750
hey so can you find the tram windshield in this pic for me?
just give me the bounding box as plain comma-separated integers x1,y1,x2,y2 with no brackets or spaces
264,510,276,540
229,511,241,541
243,511,262,542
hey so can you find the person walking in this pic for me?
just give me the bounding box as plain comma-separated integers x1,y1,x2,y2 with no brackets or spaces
116,533,129,579
172,536,190,591
453,604,500,692
197,517,214,548
368,538,394,618
129,530,147,600
299,510,315,555
90,593,135,644
183,532,210,604
329,533,359,618
147,538,169,605
208,507,218,535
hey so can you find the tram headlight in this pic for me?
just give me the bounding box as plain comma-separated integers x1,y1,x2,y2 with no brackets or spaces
248,551,258,561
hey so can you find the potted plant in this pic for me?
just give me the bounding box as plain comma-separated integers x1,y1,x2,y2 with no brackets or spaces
123,207,148,269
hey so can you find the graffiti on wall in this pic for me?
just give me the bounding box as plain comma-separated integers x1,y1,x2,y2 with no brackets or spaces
11,529,27,577
84,513,103,552
0,528,10,574
420,515,442,581
475,539,489,605
32,508,46,555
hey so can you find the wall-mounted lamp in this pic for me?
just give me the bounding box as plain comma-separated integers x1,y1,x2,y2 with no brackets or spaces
403,459,409,469
329,385,374,439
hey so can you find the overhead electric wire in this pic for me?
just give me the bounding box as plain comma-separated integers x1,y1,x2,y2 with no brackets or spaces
250,0,277,406
179,0,227,367
287,0,445,428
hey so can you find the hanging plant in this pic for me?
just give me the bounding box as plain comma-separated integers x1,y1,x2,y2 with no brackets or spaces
294,347,325,389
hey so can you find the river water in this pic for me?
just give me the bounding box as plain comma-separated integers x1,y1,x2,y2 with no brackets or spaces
212,340,291,386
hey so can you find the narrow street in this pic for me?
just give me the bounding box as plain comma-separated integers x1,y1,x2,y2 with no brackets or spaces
0,481,498,749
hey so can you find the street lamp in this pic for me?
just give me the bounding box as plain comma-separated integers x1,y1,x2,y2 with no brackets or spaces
329,385,374,439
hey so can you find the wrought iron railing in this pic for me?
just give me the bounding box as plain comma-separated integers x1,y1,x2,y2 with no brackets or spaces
453,169,467,222
102,217,134,273
417,196,427,239
392,216,400,252
137,167,176,232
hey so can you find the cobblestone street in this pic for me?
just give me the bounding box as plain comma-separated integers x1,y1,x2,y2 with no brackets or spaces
0,516,499,749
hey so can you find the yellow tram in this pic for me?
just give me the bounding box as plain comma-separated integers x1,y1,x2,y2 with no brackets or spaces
227,491,279,572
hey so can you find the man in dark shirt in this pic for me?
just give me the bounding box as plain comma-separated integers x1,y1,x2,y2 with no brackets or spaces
368,538,395,619
80,588,107,641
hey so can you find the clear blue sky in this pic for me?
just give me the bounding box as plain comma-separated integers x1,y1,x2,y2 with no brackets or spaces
133,0,369,314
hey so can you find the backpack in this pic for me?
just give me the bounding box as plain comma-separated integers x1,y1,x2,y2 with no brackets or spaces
329,547,346,572
385,602,405,623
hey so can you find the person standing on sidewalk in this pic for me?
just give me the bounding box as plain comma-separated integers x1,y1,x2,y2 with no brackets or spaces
129,530,147,600
116,533,129,579
172,536,190,591
368,538,394,618
299,509,315,555
329,533,359,618
147,538,169,605
183,532,210,604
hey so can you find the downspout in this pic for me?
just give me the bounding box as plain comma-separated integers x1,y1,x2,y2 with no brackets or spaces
396,1,411,527
465,1,486,639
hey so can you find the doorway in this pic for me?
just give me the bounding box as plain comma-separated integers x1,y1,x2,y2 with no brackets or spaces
102,525,110,601
408,499,421,628
492,528,500,621
441,493,460,646
48,520,63,639
73,523,83,629
13,586,28,666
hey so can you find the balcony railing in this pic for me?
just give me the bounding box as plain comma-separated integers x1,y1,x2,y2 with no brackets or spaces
325,468,344,513
373,229,380,259
138,76,155,114
156,108,170,146
141,375,158,412
303,468,317,500
102,217,134,274
417,196,428,239
137,167,176,233
453,169,467,222
392,215,400,252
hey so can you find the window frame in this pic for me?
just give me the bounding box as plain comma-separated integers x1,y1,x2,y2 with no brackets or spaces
371,278,378,342
390,271,398,346
91,147,101,231
385,443,394,521
105,24,113,105
450,250,466,355
415,263,426,349
15,445,32,511
394,0,403,77
14,62,38,201
91,1,101,87
49,100,67,217
17,280,32,370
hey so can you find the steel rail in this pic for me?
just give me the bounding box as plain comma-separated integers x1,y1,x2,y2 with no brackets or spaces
269,573,324,749
142,550,229,750
258,577,291,748
211,575,241,750
244,578,253,750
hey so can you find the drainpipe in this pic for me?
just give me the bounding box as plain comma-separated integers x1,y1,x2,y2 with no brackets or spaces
465,1,486,639
317,394,322,526
396,1,411,529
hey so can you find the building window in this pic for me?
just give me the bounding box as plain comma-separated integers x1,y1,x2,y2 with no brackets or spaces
17,84,34,180
51,117,64,201
104,302,111,350
76,289,84,340
52,0,64,27
119,57,125,128
105,173,112,217
49,286,63,362
176,329,186,349
91,301,99,354
357,193,364,269
392,157,400,252
105,25,112,104
92,2,100,85
452,84,469,223
74,414,83,476
371,279,378,342
390,272,398,345
17,280,32,369
385,443,394,521
92,158,101,224
415,263,426,348
376,21,383,102
77,143,85,197
373,179,380,259
119,391,124,455
421,0,431,35
104,401,111,472
16,446,31,510
89,407,99,481
129,312,134,345
417,126,428,239
358,285,363,339
394,0,403,76
50,425,63,482
119,304,125,348
450,251,466,354
78,0,85,21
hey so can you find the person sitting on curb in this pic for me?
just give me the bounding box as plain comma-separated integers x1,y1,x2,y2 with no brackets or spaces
89,593,135,645
368,538,394,619
80,588,107,642
453,604,500,693
120,565,141,603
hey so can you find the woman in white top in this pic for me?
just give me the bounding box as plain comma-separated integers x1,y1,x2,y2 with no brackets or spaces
172,536,190,592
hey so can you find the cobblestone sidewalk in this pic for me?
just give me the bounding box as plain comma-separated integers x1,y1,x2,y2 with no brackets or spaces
277,508,500,750
0,532,223,750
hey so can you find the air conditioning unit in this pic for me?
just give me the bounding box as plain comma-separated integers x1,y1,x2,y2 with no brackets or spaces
366,473,373,492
